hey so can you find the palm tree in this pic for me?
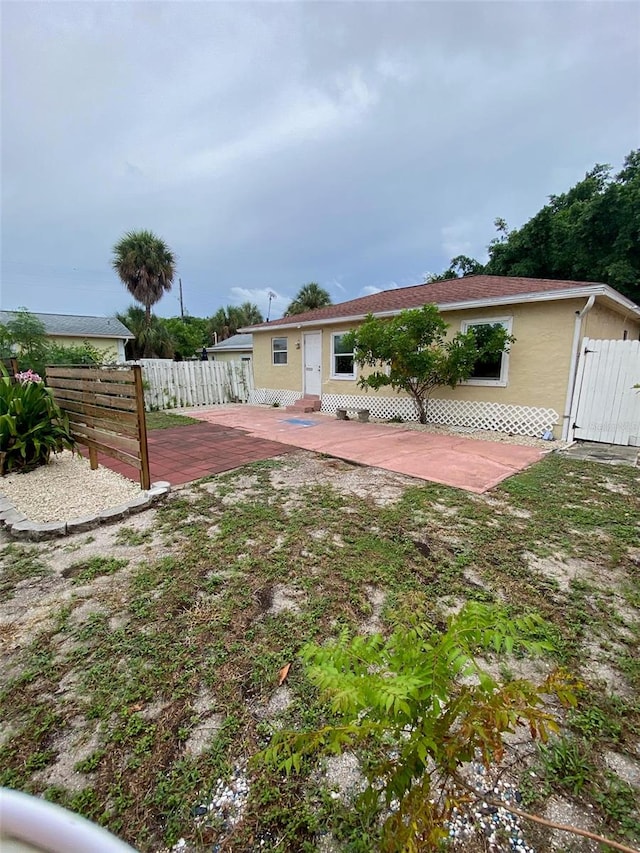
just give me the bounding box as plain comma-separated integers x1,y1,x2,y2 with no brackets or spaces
112,230,176,325
208,303,264,341
237,302,264,326
284,282,332,316
116,306,174,359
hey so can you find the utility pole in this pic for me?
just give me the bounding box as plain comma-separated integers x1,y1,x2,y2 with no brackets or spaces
179,278,184,319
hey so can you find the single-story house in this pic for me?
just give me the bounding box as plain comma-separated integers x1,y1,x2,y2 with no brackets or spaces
0,311,134,363
243,275,640,440
204,333,253,364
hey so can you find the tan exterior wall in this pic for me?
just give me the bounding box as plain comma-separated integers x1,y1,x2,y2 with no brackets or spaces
47,336,123,360
583,303,640,342
252,296,639,430
253,332,303,390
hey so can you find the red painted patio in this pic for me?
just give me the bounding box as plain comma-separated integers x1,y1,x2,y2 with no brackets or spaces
185,405,546,493
81,422,293,487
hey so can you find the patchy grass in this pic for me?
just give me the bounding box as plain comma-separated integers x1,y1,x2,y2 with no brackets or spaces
0,451,638,851
145,411,200,430
0,543,51,598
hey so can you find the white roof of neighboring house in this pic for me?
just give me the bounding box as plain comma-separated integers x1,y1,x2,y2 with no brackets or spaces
206,333,253,352
0,311,134,339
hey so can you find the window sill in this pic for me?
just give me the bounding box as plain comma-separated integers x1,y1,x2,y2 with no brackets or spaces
460,379,508,388
330,374,356,381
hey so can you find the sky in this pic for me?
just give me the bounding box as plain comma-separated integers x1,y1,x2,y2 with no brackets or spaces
1,2,639,323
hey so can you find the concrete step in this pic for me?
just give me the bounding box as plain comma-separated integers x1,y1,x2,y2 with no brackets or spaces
286,396,321,412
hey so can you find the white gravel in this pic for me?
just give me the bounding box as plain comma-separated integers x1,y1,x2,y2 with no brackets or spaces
0,450,141,522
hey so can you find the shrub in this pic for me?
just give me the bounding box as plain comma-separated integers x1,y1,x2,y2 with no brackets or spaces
261,602,579,851
0,369,75,474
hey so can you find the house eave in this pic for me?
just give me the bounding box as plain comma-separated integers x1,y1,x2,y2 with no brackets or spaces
243,285,640,332
48,332,136,340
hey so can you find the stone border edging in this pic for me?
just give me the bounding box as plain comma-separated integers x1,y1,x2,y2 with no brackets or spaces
0,482,171,542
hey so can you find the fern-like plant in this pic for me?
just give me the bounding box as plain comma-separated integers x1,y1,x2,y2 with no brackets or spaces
260,602,578,852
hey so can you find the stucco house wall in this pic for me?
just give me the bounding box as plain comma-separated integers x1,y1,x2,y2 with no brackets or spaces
248,276,640,438
583,303,640,341
253,299,584,422
48,335,123,361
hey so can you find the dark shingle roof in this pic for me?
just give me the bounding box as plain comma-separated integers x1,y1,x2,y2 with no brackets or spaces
246,275,638,329
0,311,134,339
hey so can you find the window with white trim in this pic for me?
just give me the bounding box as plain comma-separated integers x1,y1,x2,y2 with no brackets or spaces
272,337,288,365
331,333,355,379
461,318,512,386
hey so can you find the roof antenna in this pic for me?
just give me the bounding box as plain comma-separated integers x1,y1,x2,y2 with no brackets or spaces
266,290,277,322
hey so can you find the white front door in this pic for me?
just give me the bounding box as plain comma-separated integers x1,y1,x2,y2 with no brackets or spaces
303,332,322,396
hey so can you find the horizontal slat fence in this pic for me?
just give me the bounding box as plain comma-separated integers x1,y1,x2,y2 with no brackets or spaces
47,365,150,489
2,358,19,379
129,359,254,410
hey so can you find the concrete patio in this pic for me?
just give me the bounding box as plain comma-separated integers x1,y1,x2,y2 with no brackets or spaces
183,405,547,493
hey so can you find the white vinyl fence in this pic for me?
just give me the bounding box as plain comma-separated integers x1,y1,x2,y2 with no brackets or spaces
128,359,254,410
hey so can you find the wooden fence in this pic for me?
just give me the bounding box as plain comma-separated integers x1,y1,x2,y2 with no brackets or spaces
47,365,150,489
2,358,19,379
129,359,254,410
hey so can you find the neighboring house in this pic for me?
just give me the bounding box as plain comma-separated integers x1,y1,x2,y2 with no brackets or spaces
204,333,253,365
243,275,640,440
0,311,134,363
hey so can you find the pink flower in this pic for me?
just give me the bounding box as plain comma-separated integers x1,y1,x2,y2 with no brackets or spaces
15,369,43,384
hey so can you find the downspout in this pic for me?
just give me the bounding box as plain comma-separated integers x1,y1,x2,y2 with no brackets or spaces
561,295,595,441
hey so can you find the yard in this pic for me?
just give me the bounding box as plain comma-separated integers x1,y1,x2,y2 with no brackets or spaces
0,446,639,852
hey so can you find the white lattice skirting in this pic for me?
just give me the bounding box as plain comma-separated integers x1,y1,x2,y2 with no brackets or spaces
320,394,558,437
248,388,303,407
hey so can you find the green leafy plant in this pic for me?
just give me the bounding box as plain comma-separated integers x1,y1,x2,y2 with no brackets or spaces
0,368,75,474
537,735,592,795
342,306,514,424
260,601,578,851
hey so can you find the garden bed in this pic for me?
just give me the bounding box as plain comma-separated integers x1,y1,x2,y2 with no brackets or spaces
0,451,170,540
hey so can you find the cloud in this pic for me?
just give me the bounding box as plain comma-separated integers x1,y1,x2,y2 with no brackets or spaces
1,1,637,318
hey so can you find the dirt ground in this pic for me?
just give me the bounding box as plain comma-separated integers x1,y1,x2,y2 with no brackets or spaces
1,449,639,852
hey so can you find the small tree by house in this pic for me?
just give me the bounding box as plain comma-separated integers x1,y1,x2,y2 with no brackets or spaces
342,305,513,424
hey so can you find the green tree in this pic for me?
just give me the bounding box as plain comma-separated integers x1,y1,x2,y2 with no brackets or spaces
208,303,263,342
284,282,332,316
112,230,176,325
425,255,485,282
116,306,174,359
485,150,640,302
343,306,513,424
0,308,49,370
161,316,210,359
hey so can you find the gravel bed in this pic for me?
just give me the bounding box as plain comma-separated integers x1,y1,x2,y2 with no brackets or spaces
0,451,140,522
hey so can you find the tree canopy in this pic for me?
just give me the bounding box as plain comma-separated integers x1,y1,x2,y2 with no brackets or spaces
285,283,332,316
427,150,640,304
208,303,263,342
116,306,174,360
343,306,513,424
112,230,176,324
